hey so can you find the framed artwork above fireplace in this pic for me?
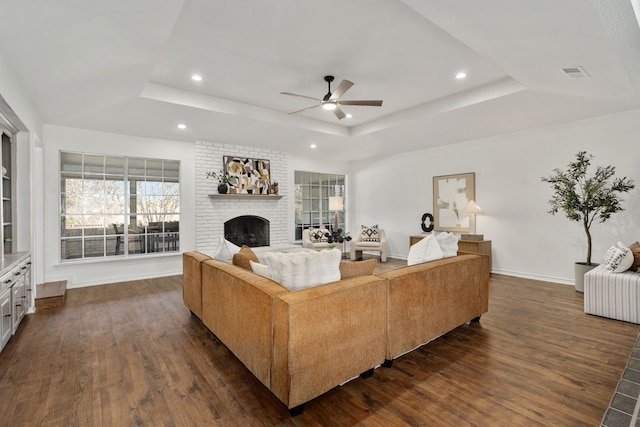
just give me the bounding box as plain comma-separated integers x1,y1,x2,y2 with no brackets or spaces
223,156,270,194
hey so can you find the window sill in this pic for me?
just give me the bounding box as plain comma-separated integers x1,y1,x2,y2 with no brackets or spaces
58,251,180,266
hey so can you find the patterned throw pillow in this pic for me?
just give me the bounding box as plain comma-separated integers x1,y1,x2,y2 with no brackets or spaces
604,242,634,273
360,224,379,242
308,228,329,243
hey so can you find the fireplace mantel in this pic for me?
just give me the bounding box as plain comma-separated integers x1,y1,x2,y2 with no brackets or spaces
208,194,283,200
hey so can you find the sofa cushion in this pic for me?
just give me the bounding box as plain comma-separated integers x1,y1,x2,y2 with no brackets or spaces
249,260,272,278
629,241,640,272
605,242,634,272
264,248,341,291
308,228,329,243
436,232,459,258
407,235,443,266
232,245,260,270
360,224,379,242
339,259,377,279
212,236,241,262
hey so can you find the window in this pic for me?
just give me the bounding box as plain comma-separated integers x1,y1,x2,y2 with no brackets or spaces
294,171,346,241
60,152,180,260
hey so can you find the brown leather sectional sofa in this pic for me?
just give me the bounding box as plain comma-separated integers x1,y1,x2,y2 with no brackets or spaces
182,250,489,415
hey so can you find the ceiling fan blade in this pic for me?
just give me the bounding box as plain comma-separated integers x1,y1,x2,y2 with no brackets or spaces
288,104,320,115
338,100,383,106
333,107,346,120
280,92,321,102
329,80,354,101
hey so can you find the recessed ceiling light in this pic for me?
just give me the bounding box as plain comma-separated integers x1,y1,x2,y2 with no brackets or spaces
191,74,202,81
346,113,353,119
177,123,187,130
310,144,317,149
456,72,467,80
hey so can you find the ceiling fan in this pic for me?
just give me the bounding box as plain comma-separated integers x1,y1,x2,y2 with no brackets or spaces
281,75,383,120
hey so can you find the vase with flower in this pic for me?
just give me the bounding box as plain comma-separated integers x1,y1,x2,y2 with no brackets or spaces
325,229,352,250
206,169,232,194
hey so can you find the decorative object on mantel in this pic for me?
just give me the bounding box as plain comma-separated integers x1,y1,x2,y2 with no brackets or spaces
461,200,483,240
206,169,232,194
208,194,283,200
269,181,279,195
224,155,271,194
542,151,634,292
433,172,475,233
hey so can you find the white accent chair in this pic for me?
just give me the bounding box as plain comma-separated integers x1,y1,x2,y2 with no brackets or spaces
350,228,388,262
302,228,343,252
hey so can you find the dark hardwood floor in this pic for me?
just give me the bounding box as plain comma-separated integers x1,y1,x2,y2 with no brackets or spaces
0,259,638,426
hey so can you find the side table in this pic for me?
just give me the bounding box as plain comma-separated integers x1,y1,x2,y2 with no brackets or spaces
458,239,492,268
409,234,430,246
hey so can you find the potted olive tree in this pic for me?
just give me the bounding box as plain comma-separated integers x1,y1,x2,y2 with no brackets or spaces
542,151,634,291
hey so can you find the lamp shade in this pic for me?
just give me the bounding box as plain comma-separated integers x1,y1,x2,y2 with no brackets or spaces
461,200,482,215
329,196,344,211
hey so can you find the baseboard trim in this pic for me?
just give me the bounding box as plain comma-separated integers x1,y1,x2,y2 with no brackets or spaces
490,269,573,286
66,270,183,289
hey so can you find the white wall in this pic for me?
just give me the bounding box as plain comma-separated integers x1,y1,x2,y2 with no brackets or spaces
351,108,640,285
42,125,195,288
0,54,43,286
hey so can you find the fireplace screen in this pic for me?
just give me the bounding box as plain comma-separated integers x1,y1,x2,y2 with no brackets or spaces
224,215,269,247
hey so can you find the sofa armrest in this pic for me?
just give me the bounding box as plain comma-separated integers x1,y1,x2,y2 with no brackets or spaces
201,259,288,388
182,251,213,319
270,275,387,409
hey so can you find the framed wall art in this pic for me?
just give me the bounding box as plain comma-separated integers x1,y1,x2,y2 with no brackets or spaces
433,172,475,232
223,156,271,194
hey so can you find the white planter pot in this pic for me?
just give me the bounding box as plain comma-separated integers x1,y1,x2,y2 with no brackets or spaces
574,262,598,293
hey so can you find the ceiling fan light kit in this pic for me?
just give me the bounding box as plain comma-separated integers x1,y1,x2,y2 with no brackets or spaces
281,75,382,120
322,101,337,111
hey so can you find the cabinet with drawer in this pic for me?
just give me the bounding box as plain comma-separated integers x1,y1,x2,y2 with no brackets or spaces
0,253,32,354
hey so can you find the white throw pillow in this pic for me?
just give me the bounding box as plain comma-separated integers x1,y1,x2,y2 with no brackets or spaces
436,232,459,258
605,242,634,272
212,236,241,263
407,235,444,266
264,248,341,291
249,260,272,279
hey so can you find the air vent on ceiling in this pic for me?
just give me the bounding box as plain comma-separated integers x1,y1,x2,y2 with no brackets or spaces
562,66,590,79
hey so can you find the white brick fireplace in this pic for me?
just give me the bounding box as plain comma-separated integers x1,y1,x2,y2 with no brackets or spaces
194,141,290,254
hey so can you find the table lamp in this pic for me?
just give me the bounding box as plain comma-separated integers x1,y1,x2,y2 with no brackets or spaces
461,200,483,240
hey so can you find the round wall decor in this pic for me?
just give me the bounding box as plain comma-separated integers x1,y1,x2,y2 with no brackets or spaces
421,213,434,232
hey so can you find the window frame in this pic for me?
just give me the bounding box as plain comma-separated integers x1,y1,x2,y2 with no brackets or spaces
59,151,180,262
294,171,346,241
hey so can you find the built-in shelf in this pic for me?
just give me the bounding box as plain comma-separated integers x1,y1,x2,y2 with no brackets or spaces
209,194,283,200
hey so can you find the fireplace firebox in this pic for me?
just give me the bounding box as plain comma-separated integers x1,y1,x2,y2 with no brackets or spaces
224,215,270,247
